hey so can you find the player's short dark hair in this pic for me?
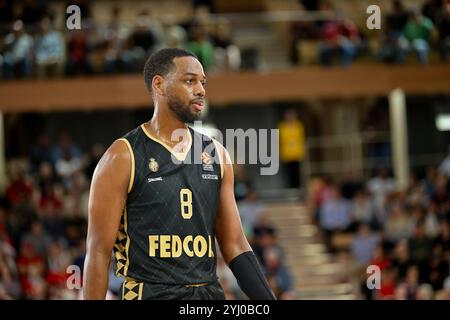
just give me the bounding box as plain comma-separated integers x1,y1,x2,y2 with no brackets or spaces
143,48,197,94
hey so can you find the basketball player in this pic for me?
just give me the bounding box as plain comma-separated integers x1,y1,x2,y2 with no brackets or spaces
83,48,276,300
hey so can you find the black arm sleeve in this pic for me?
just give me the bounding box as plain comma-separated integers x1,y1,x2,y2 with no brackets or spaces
228,251,277,300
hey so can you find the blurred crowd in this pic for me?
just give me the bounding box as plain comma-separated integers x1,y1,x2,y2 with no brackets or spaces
1,0,450,81
0,0,241,80
292,0,450,66
309,152,450,299
0,132,104,299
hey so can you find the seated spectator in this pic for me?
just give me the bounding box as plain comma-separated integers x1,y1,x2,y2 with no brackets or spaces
351,189,378,229
379,0,409,63
46,240,71,281
397,9,434,65
390,240,413,282
252,219,284,266
318,18,360,67
51,133,81,165
319,185,352,231
102,6,132,74
375,267,396,300
65,29,94,76
55,150,83,190
35,16,65,79
2,20,33,79
6,165,33,209
29,134,53,175
238,189,267,239
187,21,214,71
21,221,51,258
369,244,390,271
383,203,414,245
350,223,380,266
263,246,293,299
408,222,433,266
319,184,352,251
401,265,421,300
367,168,396,228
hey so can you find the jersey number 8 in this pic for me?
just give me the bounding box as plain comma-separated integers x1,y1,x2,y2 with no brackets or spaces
180,188,193,219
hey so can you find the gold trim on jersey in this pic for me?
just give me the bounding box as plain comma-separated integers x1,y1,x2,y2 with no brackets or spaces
212,139,224,179
140,123,192,162
114,207,130,277
117,138,135,193
185,282,209,288
122,278,144,300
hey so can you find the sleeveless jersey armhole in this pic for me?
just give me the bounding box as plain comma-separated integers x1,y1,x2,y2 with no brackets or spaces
117,138,135,193
212,139,224,179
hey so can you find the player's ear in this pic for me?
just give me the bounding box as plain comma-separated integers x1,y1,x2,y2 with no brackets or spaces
152,75,165,96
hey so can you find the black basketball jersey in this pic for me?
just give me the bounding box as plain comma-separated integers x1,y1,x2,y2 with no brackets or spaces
113,124,223,285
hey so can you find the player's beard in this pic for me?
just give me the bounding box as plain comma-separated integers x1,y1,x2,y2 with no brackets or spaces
167,92,201,124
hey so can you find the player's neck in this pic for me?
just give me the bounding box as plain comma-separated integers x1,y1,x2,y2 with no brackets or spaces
147,108,189,146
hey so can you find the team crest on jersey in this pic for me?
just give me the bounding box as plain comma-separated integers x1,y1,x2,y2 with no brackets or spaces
201,152,214,172
149,158,159,172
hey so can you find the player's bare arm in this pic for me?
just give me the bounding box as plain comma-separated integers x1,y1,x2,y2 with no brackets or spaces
215,143,252,263
215,142,276,300
83,139,131,299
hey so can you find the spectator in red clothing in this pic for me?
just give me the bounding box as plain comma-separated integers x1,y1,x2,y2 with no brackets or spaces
369,244,390,271
65,29,93,76
16,241,45,294
318,18,360,67
6,166,33,208
37,181,63,220
376,267,396,300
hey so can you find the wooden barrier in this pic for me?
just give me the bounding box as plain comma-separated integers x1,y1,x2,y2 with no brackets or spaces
0,65,450,113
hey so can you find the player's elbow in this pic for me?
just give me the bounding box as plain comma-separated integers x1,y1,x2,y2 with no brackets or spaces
86,233,114,260
221,236,252,265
